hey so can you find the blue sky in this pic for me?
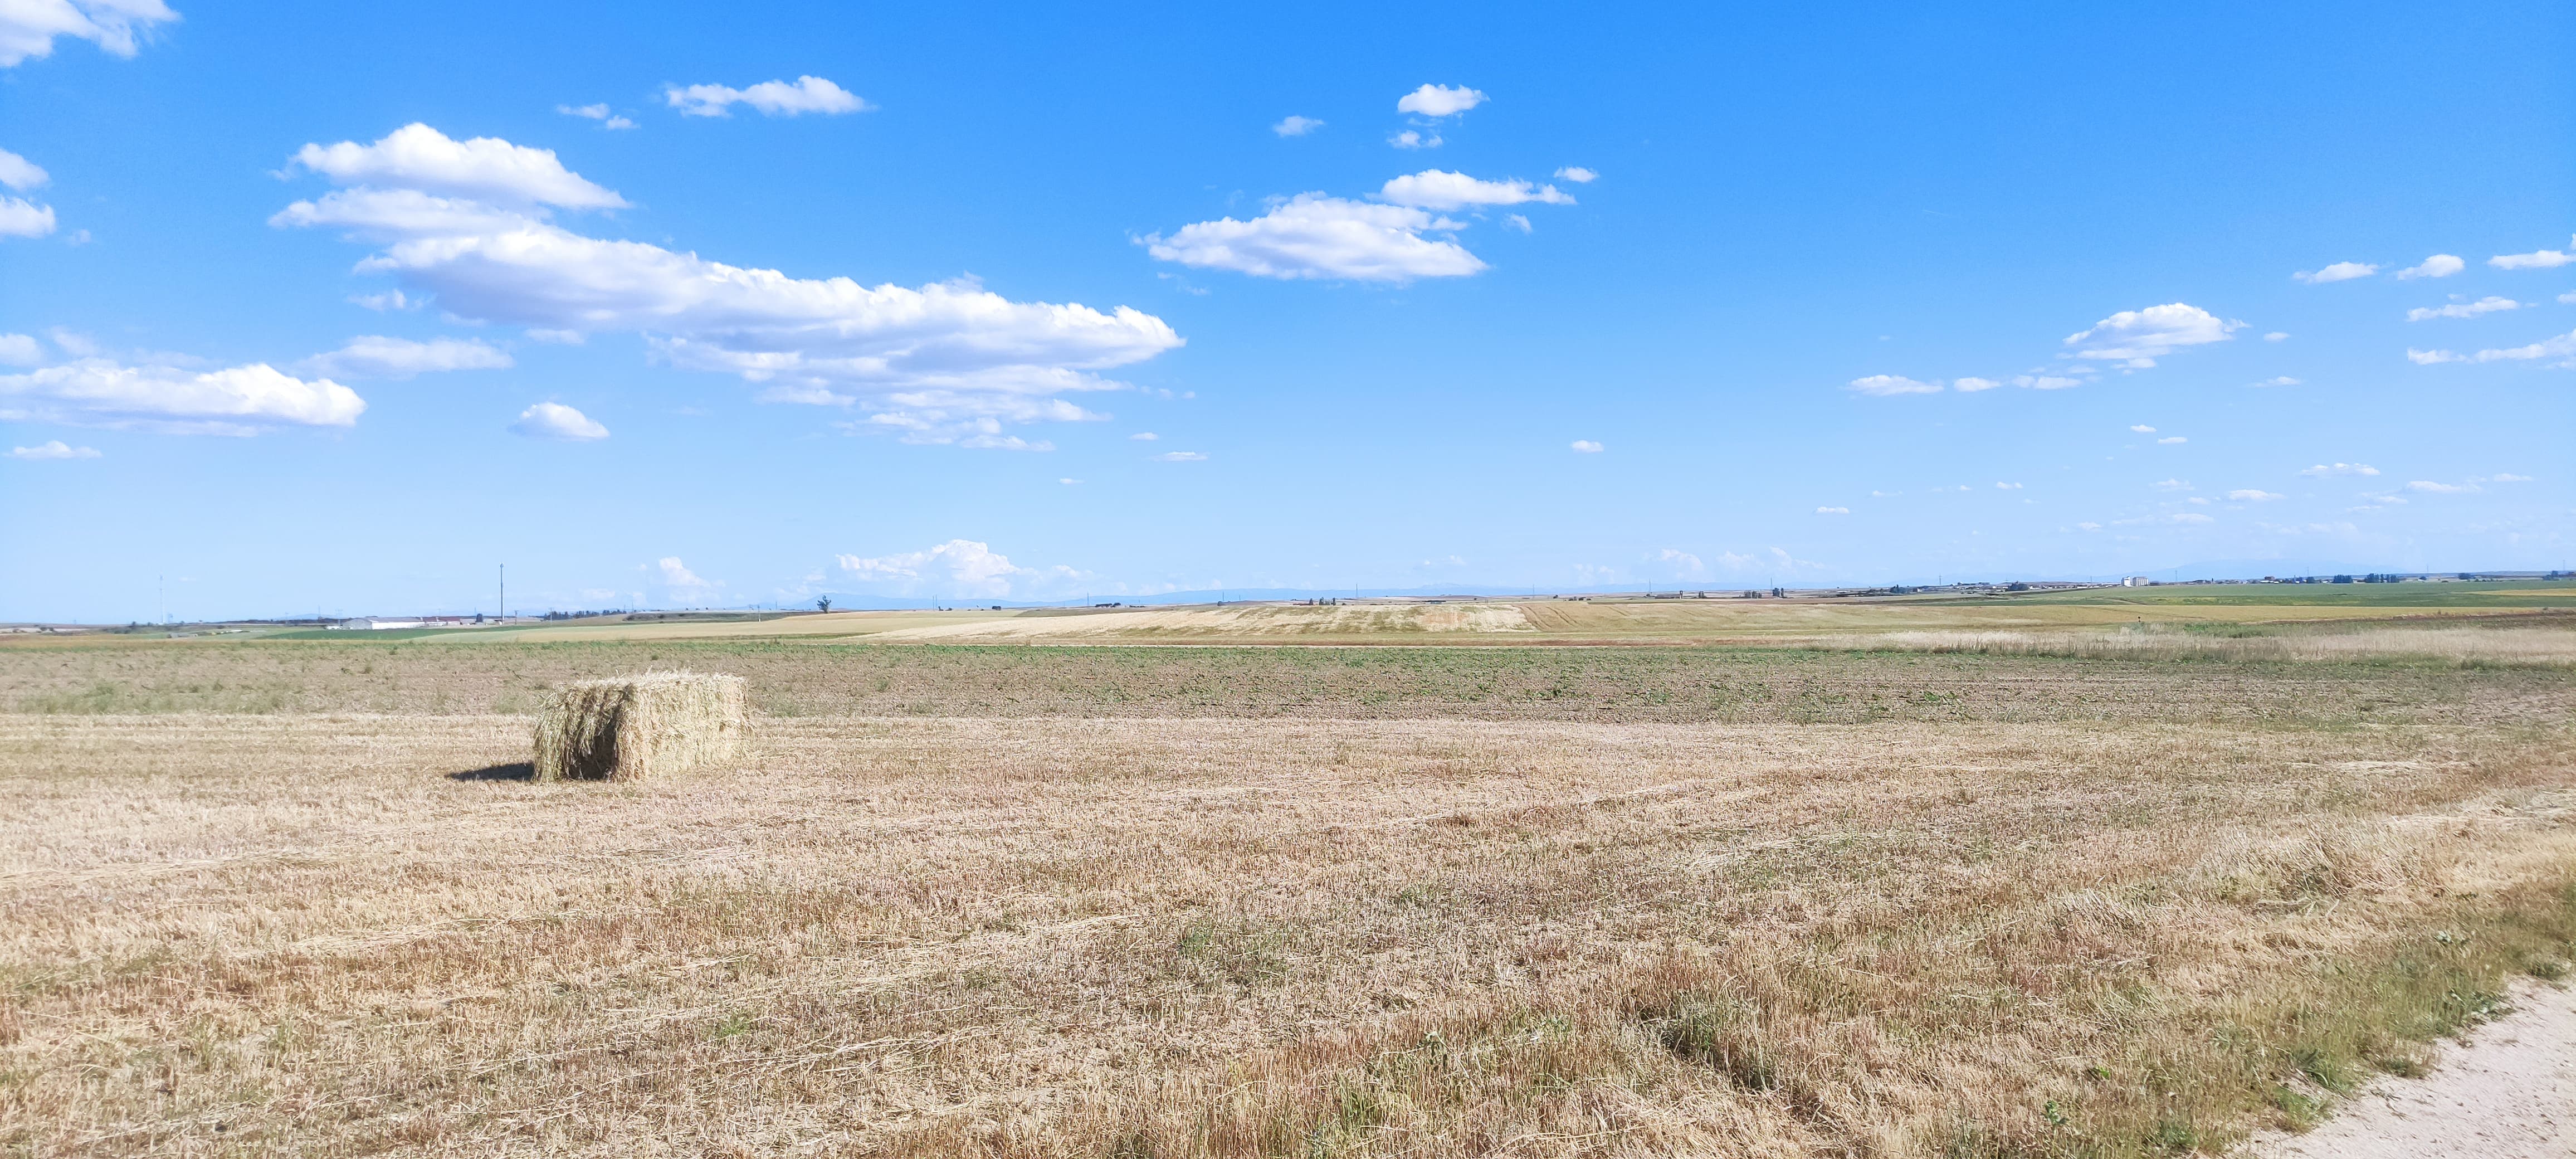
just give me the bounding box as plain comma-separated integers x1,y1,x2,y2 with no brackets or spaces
3,2,2570,620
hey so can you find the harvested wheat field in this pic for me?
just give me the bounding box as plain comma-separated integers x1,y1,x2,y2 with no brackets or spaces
2,637,2574,1157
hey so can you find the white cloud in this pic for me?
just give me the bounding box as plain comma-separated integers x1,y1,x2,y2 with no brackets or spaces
2463,328,2576,363
654,557,715,590
299,335,512,379
1654,548,1704,576
2395,254,2464,280
1144,193,1484,281
510,401,608,441
665,75,869,118
2012,374,2083,389
2263,332,2289,342
1570,439,1603,453
279,126,1181,444
2293,261,2377,284
1396,84,1486,118
1553,167,1598,183
1152,450,1207,461
2298,462,2378,476
1388,130,1441,150
0,196,56,237
2129,424,2155,433
2407,296,2521,322
2153,479,2192,491
0,0,177,67
2157,436,2187,445
1502,213,1531,233
290,124,629,211
0,359,364,433
1058,477,1079,485
2077,522,2101,531
1994,481,2022,490
1816,506,1850,515
8,439,97,459
1129,431,1157,440
2562,293,2576,305
350,289,414,311
1951,376,1999,392
555,104,638,130
525,328,584,344
2406,347,2462,365
0,147,46,191
2227,489,2284,501
2250,376,2300,387
1272,115,1323,137
1847,374,1940,396
2489,473,2534,483
2172,512,2214,523
0,333,40,364
2404,480,2476,494
2062,303,2240,366
2187,496,2211,505
1378,169,1573,211
2489,236,2574,270
834,539,1048,597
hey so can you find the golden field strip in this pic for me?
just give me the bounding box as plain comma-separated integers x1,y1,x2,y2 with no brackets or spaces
3,590,2574,1157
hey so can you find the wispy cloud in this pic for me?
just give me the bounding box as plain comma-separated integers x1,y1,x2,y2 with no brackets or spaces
2292,261,2376,284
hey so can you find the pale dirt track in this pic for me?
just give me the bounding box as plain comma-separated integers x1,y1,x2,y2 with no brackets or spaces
2243,980,2576,1158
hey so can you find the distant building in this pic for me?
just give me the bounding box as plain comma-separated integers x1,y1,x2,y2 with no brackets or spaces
335,617,425,630
2120,576,2150,587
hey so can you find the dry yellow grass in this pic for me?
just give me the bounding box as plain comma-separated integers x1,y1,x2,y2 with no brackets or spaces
1865,625,2576,667
3,698,2571,1156
531,671,748,782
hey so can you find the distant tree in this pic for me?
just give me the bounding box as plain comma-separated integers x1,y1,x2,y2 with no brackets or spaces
817,595,833,613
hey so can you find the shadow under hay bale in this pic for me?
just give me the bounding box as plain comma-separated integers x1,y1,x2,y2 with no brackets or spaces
449,762,534,782
532,671,748,782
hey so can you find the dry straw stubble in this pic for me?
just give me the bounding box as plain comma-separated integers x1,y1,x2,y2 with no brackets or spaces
532,670,748,781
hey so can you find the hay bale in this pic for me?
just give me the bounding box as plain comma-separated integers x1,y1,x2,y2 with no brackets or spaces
532,671,748,782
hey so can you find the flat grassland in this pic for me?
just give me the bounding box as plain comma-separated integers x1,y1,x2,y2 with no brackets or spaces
3,592,2574,1157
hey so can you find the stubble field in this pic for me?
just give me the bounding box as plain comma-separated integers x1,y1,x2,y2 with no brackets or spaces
2,621,2573,1156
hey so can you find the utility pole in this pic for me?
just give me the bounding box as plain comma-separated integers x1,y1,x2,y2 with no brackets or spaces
498,564,505,624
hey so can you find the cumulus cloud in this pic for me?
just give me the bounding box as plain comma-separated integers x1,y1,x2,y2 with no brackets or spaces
0,147,46,191
0,0,177,67
2062,303,2240,366
350,289,415,311
2462,328,2576,363
2227,489,2284,501
1994,481,2022,490
1952,377,1999,392
2298,462,2378,476
289,123,628,210
0,196,56,237
2395,254,2464,280
1847,374,1940,396
653,557,715,590
8,439,98,459
2407,296,2521,322
1387,130,1441,150
1815,506,1850,515
1272,115,1323,137
832,539,1061,597
2489,236,2574,270
2292,261,2377,284
1569,439,1602,453
2130,424,2155,433
557,103,637,130
510,401,607,441
665,75,869,118
1377,169,1573,211
277,124,1181,444
1554,167,1597,183
299,335,513,379
0,333,40,364
1396,84,1486,118
0,359,364,434
1152,450,1207,461
1144,193,1484,281
2406,347,2461,365
2012,374,2082,389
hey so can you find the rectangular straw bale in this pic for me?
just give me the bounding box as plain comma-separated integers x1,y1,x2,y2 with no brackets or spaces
532,671,748,782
